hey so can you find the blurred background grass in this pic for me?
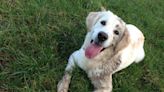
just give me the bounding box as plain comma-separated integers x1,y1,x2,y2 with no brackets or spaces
0,0,164,92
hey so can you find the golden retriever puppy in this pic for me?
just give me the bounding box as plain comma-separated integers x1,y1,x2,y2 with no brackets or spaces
57,9,145,92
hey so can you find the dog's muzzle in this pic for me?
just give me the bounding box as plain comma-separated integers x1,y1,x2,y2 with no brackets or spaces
95,32,108,45
85,31,108,59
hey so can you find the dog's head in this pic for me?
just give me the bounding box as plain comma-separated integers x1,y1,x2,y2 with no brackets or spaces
85,10,129,59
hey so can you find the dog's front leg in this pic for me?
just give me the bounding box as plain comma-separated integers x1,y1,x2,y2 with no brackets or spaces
57,52,76,92
57,72,71,92
92,74,113,92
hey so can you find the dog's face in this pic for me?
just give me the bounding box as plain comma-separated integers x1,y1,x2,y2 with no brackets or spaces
85,11,127,59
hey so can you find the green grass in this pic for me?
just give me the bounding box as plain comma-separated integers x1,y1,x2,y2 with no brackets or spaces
0,0,164,92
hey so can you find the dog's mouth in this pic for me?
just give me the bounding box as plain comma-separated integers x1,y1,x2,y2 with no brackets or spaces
85,40,105,59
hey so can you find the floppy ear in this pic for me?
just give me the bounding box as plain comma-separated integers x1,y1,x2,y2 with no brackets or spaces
86,12,101,31
114,27,130,53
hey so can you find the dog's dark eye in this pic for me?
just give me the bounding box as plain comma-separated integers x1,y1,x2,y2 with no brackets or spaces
100,21,106,26
114,30,119,35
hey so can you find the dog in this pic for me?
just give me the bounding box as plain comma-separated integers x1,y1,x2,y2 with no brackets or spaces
57,9,145,92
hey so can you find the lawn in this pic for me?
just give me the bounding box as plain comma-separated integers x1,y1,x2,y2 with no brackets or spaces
0,0,164,92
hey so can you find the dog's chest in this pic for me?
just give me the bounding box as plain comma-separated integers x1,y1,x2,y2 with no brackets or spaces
75,48,115,75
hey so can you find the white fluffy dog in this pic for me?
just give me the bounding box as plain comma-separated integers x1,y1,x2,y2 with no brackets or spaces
57,9,145,92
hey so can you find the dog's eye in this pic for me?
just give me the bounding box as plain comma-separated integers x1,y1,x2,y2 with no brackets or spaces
100,21,106,26
114,30,119,35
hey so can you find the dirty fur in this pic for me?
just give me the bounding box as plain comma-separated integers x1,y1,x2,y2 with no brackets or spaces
57,9,145,92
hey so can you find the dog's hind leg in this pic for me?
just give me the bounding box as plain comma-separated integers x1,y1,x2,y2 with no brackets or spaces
57,52,77,92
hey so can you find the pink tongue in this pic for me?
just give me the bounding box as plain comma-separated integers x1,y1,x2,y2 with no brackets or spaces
85,43,103,59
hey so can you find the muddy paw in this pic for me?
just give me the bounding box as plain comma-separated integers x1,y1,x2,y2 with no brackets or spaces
57,73,71,92
57,80,69,92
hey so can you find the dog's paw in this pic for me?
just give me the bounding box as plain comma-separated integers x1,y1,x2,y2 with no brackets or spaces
58,88,68,92
57,73,71,92
57,79,68,92
94,89,112,92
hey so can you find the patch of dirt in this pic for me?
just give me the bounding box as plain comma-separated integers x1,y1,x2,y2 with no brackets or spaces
0,51,15,68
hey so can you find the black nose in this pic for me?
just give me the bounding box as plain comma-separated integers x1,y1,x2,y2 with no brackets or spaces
98,32,108,42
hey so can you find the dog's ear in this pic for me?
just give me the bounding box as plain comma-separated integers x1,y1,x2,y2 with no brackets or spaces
86,12,101,31
114,27,130,53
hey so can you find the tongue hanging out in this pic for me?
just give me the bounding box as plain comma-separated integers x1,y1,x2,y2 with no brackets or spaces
85,43,104,59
